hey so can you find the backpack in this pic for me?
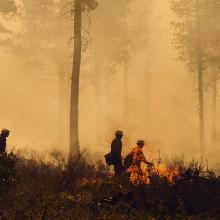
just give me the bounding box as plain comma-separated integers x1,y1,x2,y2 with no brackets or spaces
104,152,114,166
124,153,133,169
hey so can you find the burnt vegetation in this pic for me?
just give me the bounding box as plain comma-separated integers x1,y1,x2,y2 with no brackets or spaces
0,151,220,219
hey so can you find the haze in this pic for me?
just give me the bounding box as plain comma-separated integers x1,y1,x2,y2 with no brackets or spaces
0,0,219,167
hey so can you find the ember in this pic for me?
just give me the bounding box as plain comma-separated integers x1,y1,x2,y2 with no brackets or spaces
75,177,103,187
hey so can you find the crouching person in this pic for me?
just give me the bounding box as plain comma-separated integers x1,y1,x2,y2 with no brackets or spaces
125,140,153,185
132,140,152,167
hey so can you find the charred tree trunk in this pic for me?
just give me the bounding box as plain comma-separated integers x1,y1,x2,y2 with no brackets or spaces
69,0,82,157
196,0,205,156
212,70,217,144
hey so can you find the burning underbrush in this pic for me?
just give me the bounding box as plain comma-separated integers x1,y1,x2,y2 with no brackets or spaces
0,150,220,219
128,163,180,185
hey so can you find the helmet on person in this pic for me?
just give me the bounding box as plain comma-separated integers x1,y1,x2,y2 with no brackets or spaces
1,128,10,135
137,139,145,146
115,130,123,136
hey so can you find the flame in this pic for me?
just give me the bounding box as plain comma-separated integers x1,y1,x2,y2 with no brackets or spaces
126,145,180,185
127,163,151,185
154,164,180,183
127,162,180,185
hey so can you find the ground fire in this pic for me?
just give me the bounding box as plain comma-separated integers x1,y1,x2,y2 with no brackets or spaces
127,159,180,185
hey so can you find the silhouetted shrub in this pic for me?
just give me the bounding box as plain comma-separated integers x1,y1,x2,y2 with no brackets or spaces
0,151,219,219
0,153,17,194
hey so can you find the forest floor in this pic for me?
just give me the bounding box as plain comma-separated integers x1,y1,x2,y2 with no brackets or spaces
0,150,220,220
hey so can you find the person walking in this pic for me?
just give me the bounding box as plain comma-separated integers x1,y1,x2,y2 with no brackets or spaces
110,130,123,175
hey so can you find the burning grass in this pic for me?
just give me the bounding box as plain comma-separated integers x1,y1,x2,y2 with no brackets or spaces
0,150,220,219
128,163,180,185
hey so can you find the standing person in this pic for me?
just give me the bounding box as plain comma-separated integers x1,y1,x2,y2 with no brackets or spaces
111,130,123,175
0,129,10,154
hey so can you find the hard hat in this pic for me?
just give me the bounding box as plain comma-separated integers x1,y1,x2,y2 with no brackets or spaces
137,139,145,146
115,130,123,135
1,128,10,135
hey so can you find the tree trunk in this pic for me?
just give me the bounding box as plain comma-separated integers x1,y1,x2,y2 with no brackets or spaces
198,52,205,156
58,67,67,148
196,0,205,157
94,78,102,146
123,61,128,123
212,70,217,144
69,0,82,157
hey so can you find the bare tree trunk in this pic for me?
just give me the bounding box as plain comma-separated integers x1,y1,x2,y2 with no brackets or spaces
94,79,102,146
198,53,205,156
212,70,217,144
196,0,205,157
69,0,82,157
123,61,128,123
58,67,67,147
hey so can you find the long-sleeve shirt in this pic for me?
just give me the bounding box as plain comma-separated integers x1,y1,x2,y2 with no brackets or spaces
131,146,147,166
111,138,122,161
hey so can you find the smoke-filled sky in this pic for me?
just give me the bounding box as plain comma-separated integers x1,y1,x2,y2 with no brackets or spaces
0,0,219,165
